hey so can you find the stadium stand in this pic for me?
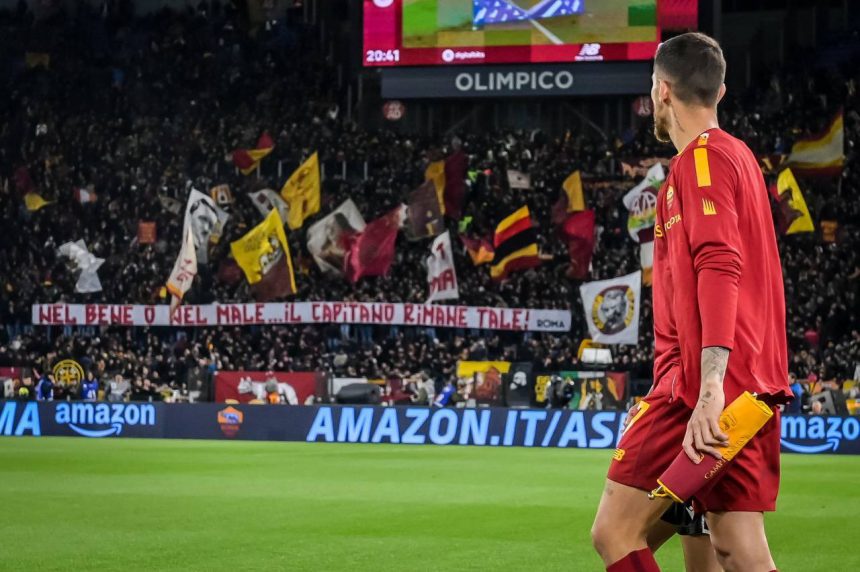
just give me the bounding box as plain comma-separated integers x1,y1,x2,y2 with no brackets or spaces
0,3,857,409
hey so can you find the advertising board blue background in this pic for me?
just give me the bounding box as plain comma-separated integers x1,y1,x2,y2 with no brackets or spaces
1,401,858,455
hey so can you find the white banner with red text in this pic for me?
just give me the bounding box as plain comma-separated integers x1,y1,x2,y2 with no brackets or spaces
32,302,571,332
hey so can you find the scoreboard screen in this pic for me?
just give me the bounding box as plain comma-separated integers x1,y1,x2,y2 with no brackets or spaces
363,1,697,67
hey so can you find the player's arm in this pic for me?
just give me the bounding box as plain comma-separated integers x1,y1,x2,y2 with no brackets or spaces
680,146,741,461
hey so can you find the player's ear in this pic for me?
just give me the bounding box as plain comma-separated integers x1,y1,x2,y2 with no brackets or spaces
716,83,727,105
658,79,672,106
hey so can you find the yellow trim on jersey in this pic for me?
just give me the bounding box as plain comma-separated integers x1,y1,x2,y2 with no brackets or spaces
622,400,650,435
693,147,712,187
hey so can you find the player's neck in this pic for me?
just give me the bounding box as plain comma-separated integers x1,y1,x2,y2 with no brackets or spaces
670,106,720,153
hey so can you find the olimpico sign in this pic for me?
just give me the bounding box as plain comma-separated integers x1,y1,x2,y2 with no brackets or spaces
381,62,650,99
453,70,574,93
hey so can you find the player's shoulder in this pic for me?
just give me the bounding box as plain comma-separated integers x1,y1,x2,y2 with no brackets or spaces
676,129,747,162
673,129,747,186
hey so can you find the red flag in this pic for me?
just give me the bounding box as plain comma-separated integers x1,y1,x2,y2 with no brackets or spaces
344,206,403,283
406,180,444,239
460,235,494,265
559,210,595,280
551,196,566,226
216,258,243,286
14,166,35,195
232,132,274,175
443,149,468,220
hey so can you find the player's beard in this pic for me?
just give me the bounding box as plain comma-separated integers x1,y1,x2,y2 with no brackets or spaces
653,105,672,143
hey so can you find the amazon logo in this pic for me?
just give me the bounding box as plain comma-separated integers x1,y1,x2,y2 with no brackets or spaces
780,416,860,454
54,403,156,438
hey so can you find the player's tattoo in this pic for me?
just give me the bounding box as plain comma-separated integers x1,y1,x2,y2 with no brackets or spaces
700,346,730,400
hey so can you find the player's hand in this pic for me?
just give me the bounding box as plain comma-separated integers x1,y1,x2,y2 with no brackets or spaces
682,382,729,462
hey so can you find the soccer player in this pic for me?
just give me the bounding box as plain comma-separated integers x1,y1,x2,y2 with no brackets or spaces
591,32,792,572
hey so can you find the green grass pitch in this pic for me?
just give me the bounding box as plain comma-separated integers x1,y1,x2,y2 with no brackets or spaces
1,437,858,571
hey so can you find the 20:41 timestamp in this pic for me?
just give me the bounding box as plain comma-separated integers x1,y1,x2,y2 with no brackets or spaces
365,49,400,63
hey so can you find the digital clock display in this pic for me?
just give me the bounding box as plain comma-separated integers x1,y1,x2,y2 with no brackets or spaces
365,49,401,64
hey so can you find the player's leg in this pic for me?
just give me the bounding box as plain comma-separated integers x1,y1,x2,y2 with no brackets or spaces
680,535,722,572
591,479,671,568
645,518,676,552
593,370,690,570
696,407,782,572
657,502,721,572
705,511,775,572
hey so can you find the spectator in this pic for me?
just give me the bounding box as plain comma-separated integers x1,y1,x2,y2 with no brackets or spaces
35,372,54,401
80,371,99,401
106,373,130,402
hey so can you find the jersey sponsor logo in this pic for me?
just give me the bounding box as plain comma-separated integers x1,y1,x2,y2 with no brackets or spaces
693,148,712,187
702,198,717,216
654,223,663,238
780,415,860,453
591,285,636,335
54,402,156,438
663,213,682,233
612,448,625,461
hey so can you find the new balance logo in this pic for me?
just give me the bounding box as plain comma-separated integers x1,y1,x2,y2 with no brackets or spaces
702,198,717,215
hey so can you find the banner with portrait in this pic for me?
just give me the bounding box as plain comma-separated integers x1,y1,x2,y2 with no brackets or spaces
456,361,510,406
184,189,230,264
579,271,641,345
503,362,534,407
306,199,366,276
230,209,296,301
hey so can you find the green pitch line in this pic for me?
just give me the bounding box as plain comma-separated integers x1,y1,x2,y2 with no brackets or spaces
1,438,858,571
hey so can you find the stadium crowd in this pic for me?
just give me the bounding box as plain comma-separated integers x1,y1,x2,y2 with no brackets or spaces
0,4,857,407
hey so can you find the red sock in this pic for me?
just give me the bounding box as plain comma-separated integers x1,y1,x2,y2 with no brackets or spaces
606,548,660,572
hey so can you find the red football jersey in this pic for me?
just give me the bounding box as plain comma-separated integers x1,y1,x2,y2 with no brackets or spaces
652,128,792,409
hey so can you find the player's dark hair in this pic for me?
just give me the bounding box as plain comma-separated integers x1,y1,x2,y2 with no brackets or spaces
654,32,726,107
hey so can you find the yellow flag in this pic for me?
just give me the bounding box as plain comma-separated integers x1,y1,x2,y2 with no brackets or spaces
24,192,51,212
563,170,585,212
25,52,50,69
777,168,814,234
424,160,446,214
280,152,321,230
230,209,297,299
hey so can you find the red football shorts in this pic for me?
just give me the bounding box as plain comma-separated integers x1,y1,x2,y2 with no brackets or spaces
607,369,782,512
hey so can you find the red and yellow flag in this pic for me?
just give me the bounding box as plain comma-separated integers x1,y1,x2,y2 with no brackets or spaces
787,112,844,175
232,132,274,175
490,206,540,281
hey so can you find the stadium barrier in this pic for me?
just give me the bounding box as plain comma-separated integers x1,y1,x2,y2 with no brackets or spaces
1,401,858,454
